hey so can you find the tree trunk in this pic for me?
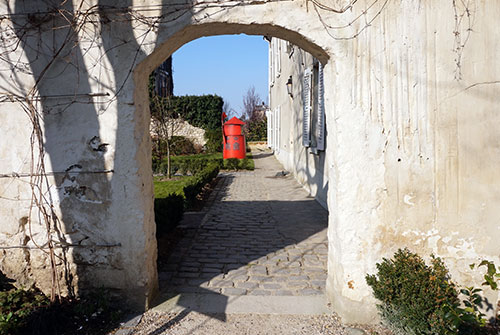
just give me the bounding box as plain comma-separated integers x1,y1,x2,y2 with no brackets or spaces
166,139,171,179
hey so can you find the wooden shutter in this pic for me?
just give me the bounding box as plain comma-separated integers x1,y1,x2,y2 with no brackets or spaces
268,43,273,87
269,110,274,149
303,68,312,147
276,106,281,152
274,107,279,152
266,109,272,148
316,63,325,151
269,39,275,87
277,39,281,77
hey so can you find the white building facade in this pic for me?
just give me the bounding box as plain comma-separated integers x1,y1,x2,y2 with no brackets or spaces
267,38,328,208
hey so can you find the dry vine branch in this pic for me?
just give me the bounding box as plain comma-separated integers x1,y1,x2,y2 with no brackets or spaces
452,0,475,80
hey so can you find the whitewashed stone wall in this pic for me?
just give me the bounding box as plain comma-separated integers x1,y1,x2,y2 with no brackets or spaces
170,119,206,146
151,118,206,146
0,0,499,323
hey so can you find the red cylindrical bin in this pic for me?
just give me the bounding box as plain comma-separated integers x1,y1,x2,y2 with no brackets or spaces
222,116,246,159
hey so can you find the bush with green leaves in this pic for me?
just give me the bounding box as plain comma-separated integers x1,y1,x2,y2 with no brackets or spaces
442,260,500,334
204,129,223,153
182,162,220,209
154,162,220,235
0,288,49,335
166,155,222,175
154,152,254,175
366,249,500,335
222,155,254,170
245,119,267,141
168,95,224,131
366,248,460,335
154,194,184,236
169,136,199,156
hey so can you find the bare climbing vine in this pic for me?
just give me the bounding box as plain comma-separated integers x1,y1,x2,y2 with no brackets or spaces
452,0,475,80
311,0,389,40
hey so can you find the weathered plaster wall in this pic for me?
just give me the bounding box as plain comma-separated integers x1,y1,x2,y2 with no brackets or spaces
269,39,329,208
0,0,499,323
325,0,500,322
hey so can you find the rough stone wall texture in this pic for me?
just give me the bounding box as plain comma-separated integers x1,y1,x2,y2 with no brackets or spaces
150,118,206,146
0,0,499,323
170,119,206,146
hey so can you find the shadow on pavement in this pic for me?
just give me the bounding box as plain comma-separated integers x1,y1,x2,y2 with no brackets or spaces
149,173,329,327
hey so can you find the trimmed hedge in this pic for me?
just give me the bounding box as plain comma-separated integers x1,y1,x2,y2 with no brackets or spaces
204,128,223,153
154,162,220,236
155,153,254,175
183,162,219,209
154,195,184,236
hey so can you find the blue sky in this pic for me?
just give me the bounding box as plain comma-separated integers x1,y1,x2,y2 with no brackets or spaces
172,34,269,117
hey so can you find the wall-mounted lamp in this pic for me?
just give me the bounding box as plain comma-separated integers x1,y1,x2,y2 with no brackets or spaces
286,76,293,98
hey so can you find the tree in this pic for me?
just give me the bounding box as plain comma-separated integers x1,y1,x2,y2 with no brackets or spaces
242,86,262,120
242,86,267,141
223,101,236,119
149,58,180,178
150,95,183,178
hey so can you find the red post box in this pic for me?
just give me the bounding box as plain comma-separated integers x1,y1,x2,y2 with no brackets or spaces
222,116,246,159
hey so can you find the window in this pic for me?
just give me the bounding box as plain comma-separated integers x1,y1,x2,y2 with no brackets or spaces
302,60,325,153
266,106,281,152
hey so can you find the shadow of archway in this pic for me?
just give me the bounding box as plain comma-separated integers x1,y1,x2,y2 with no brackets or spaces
151,152,329,326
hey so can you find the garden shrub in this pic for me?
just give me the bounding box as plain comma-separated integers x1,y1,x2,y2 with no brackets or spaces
168,155,223,176
182,162,220,208
0,288,49,335
221,154,254,171
204,129,223,153
169,136,197,156
223,158,239,170
366,248,460,335
154,162,220,235
154,152,254,175
168,95,223,131
154,194,184,236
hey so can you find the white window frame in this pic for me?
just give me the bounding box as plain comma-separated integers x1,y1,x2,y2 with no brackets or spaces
302,62,325,152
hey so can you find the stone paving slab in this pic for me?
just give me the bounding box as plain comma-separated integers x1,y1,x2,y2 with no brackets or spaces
158,150,328,300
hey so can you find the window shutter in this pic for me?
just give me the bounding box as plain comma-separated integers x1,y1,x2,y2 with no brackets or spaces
273,40,278,80
277,39,281,77
274,106,279,152
266,110,272,148
276,106,281,152
269,43,273,87
269,38,274,87
316,63,325,151
268,109,274,148
303,69,312,147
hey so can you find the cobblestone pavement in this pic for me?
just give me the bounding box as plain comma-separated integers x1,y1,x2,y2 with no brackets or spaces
158,150,328,297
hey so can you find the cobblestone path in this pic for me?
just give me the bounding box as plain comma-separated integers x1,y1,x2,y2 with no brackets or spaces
158,151,328,297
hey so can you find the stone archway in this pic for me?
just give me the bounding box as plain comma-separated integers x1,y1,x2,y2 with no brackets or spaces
102,2,362,320
133,20,340,314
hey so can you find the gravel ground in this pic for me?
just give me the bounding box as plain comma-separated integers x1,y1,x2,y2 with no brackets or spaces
122,310,393,335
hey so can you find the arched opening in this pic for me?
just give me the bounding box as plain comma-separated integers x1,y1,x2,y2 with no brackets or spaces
3,2,500,330
135,25,333,315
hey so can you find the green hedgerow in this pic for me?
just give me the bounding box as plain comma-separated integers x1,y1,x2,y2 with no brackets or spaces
366,248,460,335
